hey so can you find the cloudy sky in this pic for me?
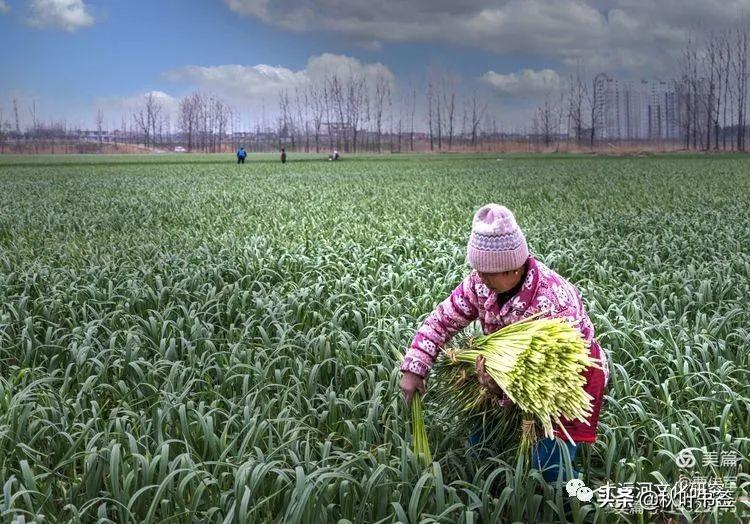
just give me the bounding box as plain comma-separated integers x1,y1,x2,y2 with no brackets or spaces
1,0,748,129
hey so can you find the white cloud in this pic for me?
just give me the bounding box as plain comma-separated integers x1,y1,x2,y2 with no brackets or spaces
26,0,94,31
77,90,179,135
224,0,312,31
223,0,750,76
164,53,395,103
164,64,307,100
482,68,562,97
305,53,394,85
0,1,11,14
222,1,604,58
96,90,179,124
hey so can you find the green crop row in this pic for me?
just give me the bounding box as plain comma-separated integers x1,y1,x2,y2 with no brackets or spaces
0,154,748,523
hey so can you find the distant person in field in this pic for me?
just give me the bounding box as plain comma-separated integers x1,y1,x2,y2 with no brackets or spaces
329,149,340,161
280,148,287,164
237,147,247,164
399,204,609,482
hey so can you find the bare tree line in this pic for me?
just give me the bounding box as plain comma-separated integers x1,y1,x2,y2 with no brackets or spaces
7,21,750,154
269,69,491,154
668,26,750,151
177,92,231,152
0,96,97,154
526,23,750,152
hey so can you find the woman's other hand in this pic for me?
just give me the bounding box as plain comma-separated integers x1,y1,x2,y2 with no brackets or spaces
476,355,504,395
400,371,426,405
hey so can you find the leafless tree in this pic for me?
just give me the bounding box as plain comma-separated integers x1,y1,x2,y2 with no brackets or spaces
468,90,486,150
536,93,557,147
133,92,164,149
291,87,304,151
150,96,163,148
28,100,40,153
733,27,749,150
12,98,20,137
409,84,416,151
435,83,442,150
703,34,720,150
299,87,311,152
211,96,229,152
567,64,587,145
278,89,292,150
427,82,435,151
687,37,700,149
711,32,730,150
720,30,733,150
555,90,566,152
373,73,390,152
387,88,395,152
96,108,105,145
323,81,335,150
328,74,347,151
0,106,7,153
444,85,456,150
178,93,199,151
396,91,404,152
346,73,366,153
308,81,325,152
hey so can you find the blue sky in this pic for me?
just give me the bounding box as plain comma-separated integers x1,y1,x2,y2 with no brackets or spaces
0,0,738,129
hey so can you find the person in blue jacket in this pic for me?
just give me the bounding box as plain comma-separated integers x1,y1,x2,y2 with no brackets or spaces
236,147,247,164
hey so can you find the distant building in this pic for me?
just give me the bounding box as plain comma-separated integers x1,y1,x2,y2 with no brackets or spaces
594,77,679,141
231,132,254,141
320,122,355,137
76,129,114,142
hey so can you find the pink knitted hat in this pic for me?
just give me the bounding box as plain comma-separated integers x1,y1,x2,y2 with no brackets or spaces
466,204,529,273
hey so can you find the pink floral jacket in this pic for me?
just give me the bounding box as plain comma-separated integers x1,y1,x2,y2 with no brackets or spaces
400,255,609,443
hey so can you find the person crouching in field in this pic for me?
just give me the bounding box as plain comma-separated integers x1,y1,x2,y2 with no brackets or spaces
236,146,247,164
399,204,609,482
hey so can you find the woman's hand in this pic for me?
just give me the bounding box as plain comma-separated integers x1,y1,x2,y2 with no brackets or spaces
476,355,504,395
400,371,426,405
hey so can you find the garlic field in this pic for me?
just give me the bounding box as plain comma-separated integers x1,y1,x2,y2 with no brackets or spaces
0,153,748,523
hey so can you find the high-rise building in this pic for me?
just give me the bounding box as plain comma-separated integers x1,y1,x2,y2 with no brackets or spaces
594,78,677,141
